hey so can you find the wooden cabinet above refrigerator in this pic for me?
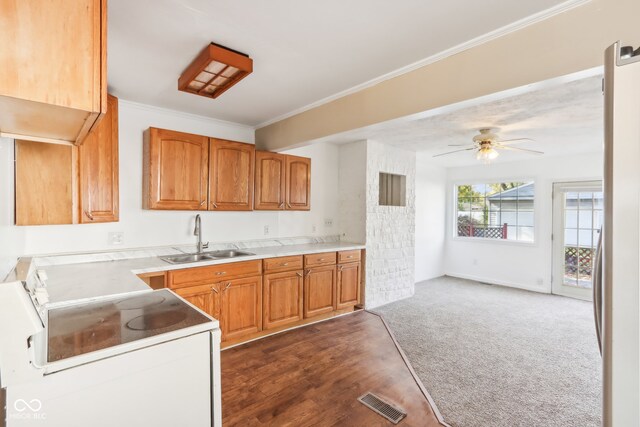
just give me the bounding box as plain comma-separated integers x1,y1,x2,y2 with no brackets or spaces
0,0,107,145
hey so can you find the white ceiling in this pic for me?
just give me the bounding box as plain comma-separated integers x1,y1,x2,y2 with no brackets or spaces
108,0,570,126
324,74,604,167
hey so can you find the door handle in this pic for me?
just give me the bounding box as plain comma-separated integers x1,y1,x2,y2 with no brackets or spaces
593,227,603,355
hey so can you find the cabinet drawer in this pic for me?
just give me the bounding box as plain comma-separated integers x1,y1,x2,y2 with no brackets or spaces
338,250,361,264
167,260,262,289
263,255,303,273
304,252,337,267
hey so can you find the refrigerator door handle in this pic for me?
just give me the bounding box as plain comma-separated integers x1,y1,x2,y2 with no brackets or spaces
593,227,603,355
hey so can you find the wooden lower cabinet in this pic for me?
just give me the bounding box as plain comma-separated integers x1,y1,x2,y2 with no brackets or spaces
174,284,219,319
220,276,263,341
263,270,304,330
337,262,361,309
304,265,336,318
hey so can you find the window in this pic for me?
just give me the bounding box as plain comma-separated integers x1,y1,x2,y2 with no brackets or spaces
456,181,534,242
379,172,406,206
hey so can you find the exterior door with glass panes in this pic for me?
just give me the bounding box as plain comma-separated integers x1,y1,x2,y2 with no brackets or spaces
552,181,603,300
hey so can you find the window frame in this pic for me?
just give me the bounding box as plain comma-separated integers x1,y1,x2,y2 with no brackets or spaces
451,179,537,246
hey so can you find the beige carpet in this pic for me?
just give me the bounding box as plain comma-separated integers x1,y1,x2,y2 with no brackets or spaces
375,276,601,427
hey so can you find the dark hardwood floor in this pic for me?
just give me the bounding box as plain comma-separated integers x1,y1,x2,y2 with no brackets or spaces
221,311,448,426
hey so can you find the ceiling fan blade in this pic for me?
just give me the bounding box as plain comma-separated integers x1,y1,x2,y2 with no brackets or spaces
499,146,544,155
433,147,476,158
496,138,533,145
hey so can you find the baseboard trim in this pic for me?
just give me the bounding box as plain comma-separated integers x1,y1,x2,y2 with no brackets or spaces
444,273,551,294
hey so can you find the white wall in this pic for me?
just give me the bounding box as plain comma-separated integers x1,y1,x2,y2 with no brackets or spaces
444,152,603,293
365,141,416,308
2,100,341,256
415,153,446,282
337,141,367,243
0,138,26,280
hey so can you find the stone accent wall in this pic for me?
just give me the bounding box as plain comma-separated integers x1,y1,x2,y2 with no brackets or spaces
365,141,416,308
338,140,416,309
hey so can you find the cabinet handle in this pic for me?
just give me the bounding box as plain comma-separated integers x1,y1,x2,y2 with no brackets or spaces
223,282,232,291
319,258,325,261
347,255,353,259
339,266,344,271
211,202,218,209
281,263,289,266
211,285,219,293
296,272,303,277
279,202,285,209
304,269,310,276
216,271,226,276
84,210,94,220
200,200,206,206
287,202,292,208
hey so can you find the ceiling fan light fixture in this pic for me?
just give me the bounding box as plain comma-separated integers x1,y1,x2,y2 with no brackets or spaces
476,146,499,162
178,42,253,99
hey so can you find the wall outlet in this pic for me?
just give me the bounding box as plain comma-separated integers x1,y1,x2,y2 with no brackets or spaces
263,225,269,236
109,232,124,245
324,218,333,227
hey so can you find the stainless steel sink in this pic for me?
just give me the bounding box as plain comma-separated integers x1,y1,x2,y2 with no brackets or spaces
160,253,217,264
204,250,255,258
160,250,255,264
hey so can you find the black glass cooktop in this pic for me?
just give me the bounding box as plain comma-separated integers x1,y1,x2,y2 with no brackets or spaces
47,289,212,362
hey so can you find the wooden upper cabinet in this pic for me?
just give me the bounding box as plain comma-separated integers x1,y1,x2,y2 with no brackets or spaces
254,151,286,210
209,138,254,211
286,155,311,210
0,0,107,144
254,152,311,211
15,140,76,225
143,128,209,210
79,94,119,223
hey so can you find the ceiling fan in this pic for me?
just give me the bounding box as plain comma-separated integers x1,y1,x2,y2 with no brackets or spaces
433,128,543,162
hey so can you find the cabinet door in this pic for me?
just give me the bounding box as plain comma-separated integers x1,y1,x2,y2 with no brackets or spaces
337,262,361,309
304,265,336,318
263,271,304,330
0,0,106,144
220,276,262,341
174,284,219,319
79,94,119,223
209,138,254,211
254,151,286,210
285,155,311,210
144,128,209,210
15,140,76,225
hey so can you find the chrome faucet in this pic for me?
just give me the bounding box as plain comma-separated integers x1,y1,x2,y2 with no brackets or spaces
194,214,209,253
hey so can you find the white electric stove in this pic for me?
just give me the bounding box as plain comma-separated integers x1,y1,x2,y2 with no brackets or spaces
0,279,222,427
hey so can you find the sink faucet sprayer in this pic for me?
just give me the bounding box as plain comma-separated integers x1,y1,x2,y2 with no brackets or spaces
194,214,209,253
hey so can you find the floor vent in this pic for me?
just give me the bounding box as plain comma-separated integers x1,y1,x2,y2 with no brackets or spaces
358,392,407,424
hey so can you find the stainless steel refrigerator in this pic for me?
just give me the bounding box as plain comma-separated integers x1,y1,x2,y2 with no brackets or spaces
596,41,640,427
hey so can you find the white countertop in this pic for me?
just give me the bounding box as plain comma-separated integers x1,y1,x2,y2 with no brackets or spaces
34,241,365,307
